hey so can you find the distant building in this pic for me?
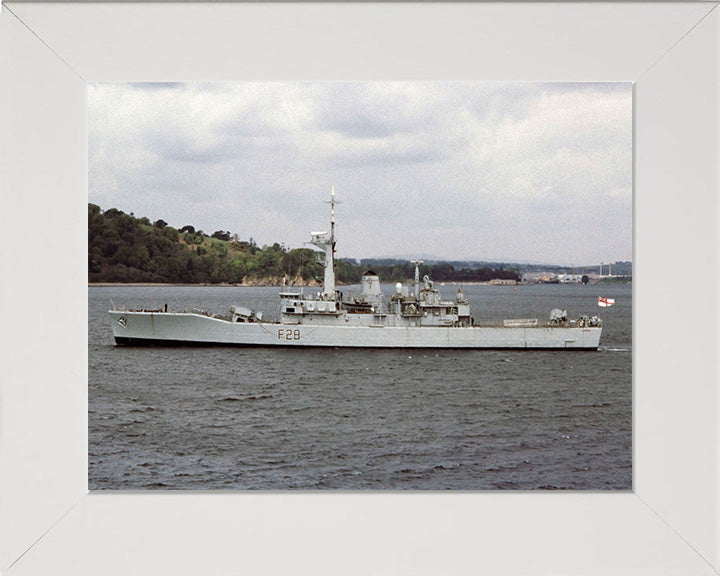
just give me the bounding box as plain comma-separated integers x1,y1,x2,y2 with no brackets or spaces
489,278,518,286
521,272,558,284
558,274,583,284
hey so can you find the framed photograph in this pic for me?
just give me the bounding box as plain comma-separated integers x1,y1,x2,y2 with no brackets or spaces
1,2,718,575
86,79,633,493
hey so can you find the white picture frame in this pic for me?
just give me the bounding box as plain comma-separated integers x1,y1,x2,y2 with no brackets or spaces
1,2,718,574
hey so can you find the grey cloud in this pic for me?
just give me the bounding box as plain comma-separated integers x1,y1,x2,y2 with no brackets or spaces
89,81,632,264
315,83,420,139
330,145,442,168
321,113,395,140
149,137,235,164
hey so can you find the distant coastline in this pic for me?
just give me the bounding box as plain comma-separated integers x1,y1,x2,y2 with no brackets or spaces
89,279,632,288
90,282,309,288
89,203,629,287
88,203,522,286
89,279,320,288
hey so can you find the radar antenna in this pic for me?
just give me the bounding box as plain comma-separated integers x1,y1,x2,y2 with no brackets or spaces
325,185,342,250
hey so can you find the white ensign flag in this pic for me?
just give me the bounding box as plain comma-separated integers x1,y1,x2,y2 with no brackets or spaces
598,297,615,308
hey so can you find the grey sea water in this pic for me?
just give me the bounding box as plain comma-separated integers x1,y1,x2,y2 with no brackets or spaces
89,283,632,490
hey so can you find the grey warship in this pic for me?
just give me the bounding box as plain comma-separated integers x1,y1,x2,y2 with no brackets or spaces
110,190,602,349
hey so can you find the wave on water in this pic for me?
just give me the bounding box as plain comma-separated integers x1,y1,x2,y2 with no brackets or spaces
219,394,275,402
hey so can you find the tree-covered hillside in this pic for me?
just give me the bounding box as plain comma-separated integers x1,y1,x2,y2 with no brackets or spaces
88,204,519,285
87,203,352,284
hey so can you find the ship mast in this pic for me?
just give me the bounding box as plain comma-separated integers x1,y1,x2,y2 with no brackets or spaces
325,186,337,299
410,259,423,298
309,187,339,300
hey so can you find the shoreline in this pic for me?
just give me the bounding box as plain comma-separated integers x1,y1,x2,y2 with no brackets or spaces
89,279,629,288
89,282,312,288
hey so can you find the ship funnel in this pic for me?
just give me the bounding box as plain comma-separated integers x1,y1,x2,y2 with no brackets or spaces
361,270,383,307
361,271,381,297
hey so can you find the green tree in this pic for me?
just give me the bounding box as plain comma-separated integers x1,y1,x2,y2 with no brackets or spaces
162,226,179,242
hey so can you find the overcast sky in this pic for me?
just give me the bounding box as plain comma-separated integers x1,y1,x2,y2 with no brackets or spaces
89,82,632,266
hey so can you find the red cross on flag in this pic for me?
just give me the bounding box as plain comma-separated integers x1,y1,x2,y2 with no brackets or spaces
598,297,615,308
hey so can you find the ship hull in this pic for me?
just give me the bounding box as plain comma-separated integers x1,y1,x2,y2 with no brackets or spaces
109,311,602,349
